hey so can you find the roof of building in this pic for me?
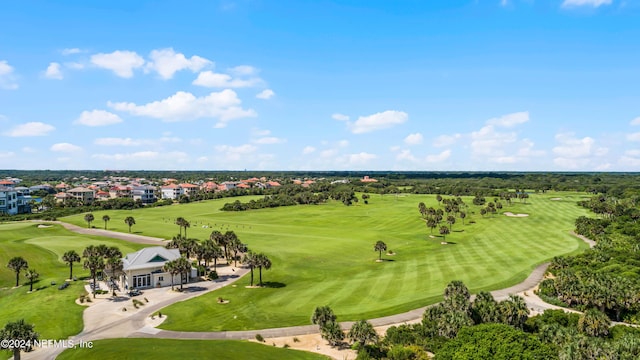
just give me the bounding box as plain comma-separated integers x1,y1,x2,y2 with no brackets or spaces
122,247,181,271
0,180,14,185
68,187,94,193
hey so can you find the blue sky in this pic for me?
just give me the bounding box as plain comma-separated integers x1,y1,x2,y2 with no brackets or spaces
1,0,639,171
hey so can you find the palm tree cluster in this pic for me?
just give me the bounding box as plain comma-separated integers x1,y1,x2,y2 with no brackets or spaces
82,244,122,298
242,251,272,287
422,281,529,339
311,306,344,347
419,196,467,239
162,256,192,291
6,257,40,292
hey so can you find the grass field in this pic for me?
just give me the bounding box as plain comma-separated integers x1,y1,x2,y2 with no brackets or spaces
0,222,147,339
56,338,329,359
61,192,590,331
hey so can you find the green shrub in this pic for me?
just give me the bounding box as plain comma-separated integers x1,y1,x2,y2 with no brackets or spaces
255,334,264,342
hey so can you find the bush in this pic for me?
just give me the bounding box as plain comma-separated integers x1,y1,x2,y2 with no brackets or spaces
255,334,265,342
293,337,300,343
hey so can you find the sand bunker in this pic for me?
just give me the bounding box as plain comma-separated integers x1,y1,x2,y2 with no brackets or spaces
550,198,562,201
504,212,529,217
37,224,52,228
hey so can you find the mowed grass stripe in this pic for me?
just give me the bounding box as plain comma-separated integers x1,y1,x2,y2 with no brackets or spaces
59,192,591,331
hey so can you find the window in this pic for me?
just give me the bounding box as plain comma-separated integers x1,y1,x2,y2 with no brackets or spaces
158,276,164,281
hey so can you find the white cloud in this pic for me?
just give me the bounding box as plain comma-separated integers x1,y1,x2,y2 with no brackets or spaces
3,122,55,137
215,144,258,161
256,89,275,99
338,140,349,147
302,146,316,154
471,125,517,157
348,152,377,165
90,50,145,78
562,0,612,7
619,155,640,167
197,156,209,163
631,117,640,126
332,113,350,121
349,110,408,134
433,134,461,147
192,71,262,88
0,151,15,159
552,133,608,169
108,90,256,127
61,48,83,55
404,133,423,145
320,149,338,158
44,62,63,80
93,151,161,161
75,110,123,127
22,147,36,153
396,149,418,162
252,129,271,137
65,62,85,70
228,65,258,76
426,150,451,163
627,132,640,141
253,136,286,145
50,143,82,153
0,60,18,90
145,48,211,79
486,111,529,128
94,137,142,146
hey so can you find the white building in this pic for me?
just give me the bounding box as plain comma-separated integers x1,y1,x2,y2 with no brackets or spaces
132,185,157,204
0,186,18,215
161,184,184,200
121,247,193,289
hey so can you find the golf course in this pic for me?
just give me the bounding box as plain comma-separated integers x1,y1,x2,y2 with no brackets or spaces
58,192,591,332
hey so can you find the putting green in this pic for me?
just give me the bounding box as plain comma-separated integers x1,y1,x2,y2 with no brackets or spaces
0,222,146,339
61,192,590,331
56,338,329,359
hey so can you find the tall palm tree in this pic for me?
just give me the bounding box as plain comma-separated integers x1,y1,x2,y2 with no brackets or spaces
175,217,185,237
311,305,337,328
499,295,529,329
242,251,258,286
84,213,95,228
163,260,179,291
374,241,387,261
348,320,378,347
459,211,466,225
174,256,191,290
224,231,238,261
102,215,110,230
230,237,247,267
7,257,28,287
439,226,450,242
256,253,272,287
210,230,228,260
471,291,499,324
418,202,427,218
202,239,223,271
182,220,191,238
0,319,39,360
84,255,104,298
24,269,39,292
447,215,456,230
124,216,135,233
62,250,81,280
427,218,437,234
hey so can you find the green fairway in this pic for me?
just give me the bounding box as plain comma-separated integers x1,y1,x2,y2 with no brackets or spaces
0,222,146,339
56,338,329,360
62,192,590,331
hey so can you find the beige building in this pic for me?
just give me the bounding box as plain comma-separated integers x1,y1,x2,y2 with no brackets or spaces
121,247,193,289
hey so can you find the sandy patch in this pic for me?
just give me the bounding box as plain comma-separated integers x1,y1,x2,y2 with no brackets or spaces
440,242,448,245
375,259,384,263
429,235,437,238
550,198,562,201
504,212,529,217
253,333,357,360
37,224,52,228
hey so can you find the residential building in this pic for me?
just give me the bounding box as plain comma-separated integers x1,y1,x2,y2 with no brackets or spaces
132,185,157,204
361,176,378,182
179,183,199,196
0,186,18,215
67,187,95,205
120,247,194,289
109,185,132,199
161,184,184,200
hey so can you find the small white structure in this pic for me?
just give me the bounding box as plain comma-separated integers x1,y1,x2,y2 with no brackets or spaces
121,247,188,289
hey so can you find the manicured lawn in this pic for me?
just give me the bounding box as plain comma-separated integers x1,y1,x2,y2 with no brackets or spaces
0,222,146,339
62,192,591,331
56,339,329,360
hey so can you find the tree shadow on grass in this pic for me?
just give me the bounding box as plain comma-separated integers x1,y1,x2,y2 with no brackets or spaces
261,281,286,288
183,286,207,293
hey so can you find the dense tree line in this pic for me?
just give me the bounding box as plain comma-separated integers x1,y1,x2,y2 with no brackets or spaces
221,191,327,211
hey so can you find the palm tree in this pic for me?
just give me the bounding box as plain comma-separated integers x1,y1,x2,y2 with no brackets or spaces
24,269,39,292
175,217,185,237
104,246,123,282
84,213,95,228
499,295,529,329
182,220,191,238
242,251,258,286
7,257,28,287
224,231,238,261
321,320,345,347
174,256,191,290
84,255,104,298
374,241,387,261
163,260,179,291
459,211,466,225
210,230,228,260
202,239,223,271
62,250,80,280
0,319,39,360
256,253,272,287
427,218,437,234
480,208,487,217
471,291,499,324
311,305,337,328
418,202,427,218
348,320,378,347
436,194,443,206
102,215,110,230
439,226,450,242
230,237,247,267
447,215,456,230
124,216,135,233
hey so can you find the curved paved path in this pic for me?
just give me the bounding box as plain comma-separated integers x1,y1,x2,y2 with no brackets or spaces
23,223,593,359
